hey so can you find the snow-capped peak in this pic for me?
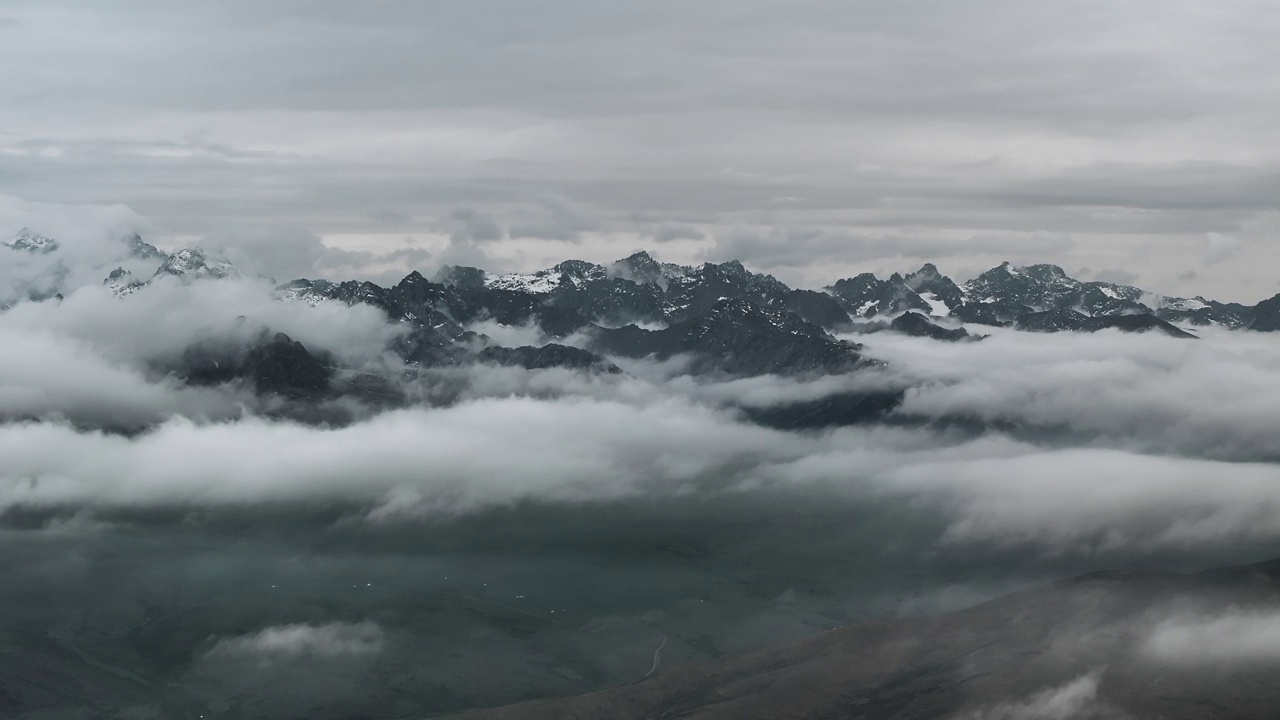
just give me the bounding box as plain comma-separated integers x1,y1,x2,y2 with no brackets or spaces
5,228,59,254
273,278,338,306
484,270,562,294
103,267,146,298
153,247,240,280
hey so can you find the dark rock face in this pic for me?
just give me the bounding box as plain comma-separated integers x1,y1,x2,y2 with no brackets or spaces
478,344,622,374
886,259,1274,333
949,301,1005,326
658,260,795,324
1249,293,1280,331
1076,282,1149,316
743,390,905,430
121,232,166,261
1156,297,1252,327
609,250,667,284
278,252,863,381
265,253,1271,398
889,311,970,341
1016,309,1195,338
1014,307,1093,332
243,333,333,399
547,270,667,327
904,262,965,310
175,332,332,399
243,253,1276,408
1100,313,1198,337
826,273,930,318
959,262,1082,322
785,289,852,330
592,298,864,376
333,372,407,408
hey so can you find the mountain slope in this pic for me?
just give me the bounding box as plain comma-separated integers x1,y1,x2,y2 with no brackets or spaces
590,298,865,376
446,558,1280,720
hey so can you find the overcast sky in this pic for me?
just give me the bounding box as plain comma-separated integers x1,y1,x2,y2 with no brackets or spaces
2,1,1278,300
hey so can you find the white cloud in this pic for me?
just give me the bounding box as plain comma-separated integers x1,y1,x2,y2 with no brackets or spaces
1144,609,1280,664
857,325,1280,462
1202,232,1241,266
207,621,385,660
0,324,248,426
4,396,1280,553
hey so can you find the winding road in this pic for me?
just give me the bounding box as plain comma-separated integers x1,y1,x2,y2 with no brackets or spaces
642,634,668,679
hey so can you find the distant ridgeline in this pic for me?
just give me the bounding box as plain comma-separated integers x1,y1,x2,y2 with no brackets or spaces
5,228,1279,414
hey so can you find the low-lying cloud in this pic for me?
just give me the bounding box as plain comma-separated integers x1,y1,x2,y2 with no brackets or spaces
5,399,1280,552
3,201,1280,561
958,671,1113,720
858,326,1280,462
207,621,385,661
1144,609,1280,664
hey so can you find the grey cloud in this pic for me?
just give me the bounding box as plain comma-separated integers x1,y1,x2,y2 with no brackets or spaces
1143,610,1280,664
2,278,403,368
653,223,705,243
199,227,375,281
706,226,1076,275
2,1,1278,301
0,214,408,424
1076,268,1140,286
0,325,249,427
1201,231,1241,265
508,198,596,242
367,208,412,227
881,447,1280,550
4,1,1271,124
0,195,156,305
449,209,505,244
430,210,509,270
959,671,1111,720
5,393,1280,552
4,201,1280,558
3,226,1280,553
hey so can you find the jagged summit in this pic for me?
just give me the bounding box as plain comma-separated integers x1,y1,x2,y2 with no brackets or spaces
122,232,166,261
6,230,1273,337
154,248,240,281
609,250,663,283
825,258,1276,332
826,272,930,318
103,267,146,298
5,228,59,254
278,251,1279,341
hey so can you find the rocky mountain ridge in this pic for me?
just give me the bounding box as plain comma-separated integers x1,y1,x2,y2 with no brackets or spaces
6,229,1280,416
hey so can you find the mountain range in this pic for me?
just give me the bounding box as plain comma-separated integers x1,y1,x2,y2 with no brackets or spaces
6,228,1279,409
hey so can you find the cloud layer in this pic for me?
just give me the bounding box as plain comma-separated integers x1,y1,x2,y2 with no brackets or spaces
1,202,1279,561
3,3,1280,298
